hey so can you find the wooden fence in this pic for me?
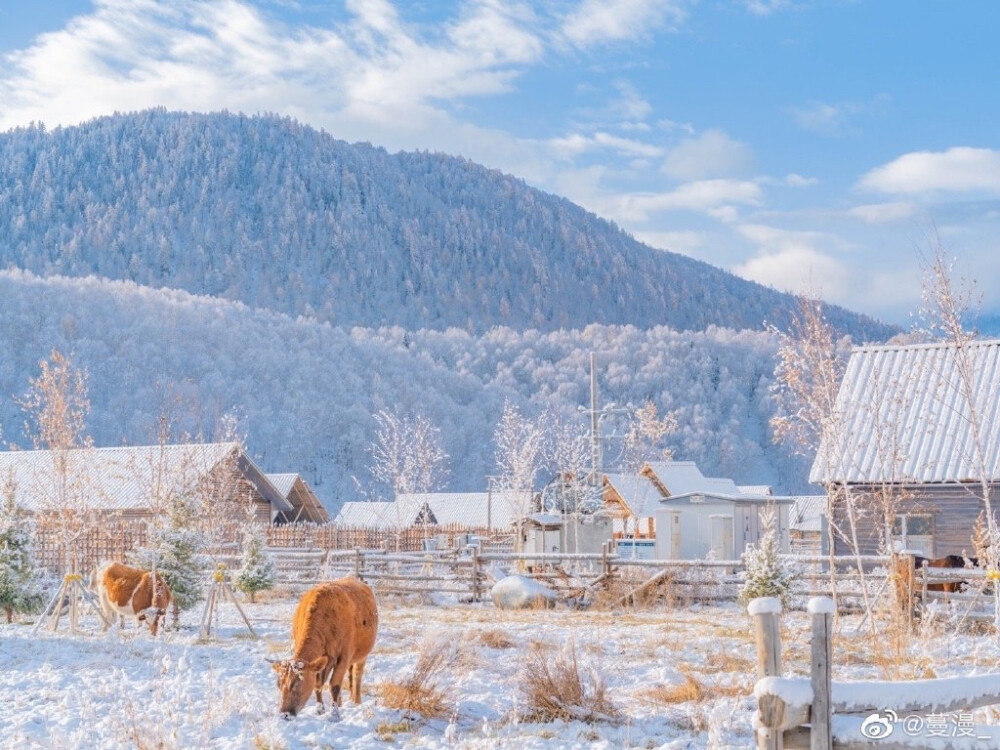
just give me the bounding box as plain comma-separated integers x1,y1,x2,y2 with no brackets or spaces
31,520,513,577
751,596,1000,749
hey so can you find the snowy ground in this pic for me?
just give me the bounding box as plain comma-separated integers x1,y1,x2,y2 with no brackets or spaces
3,590,1000,749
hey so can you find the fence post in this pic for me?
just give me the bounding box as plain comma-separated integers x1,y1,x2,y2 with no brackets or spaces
808,597,834,750
749,597,783,750
601,542,611,579
471,546,480,602
354,547,363,582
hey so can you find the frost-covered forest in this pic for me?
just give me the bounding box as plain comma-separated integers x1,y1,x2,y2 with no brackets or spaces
0,271,811,511
0,110,893,338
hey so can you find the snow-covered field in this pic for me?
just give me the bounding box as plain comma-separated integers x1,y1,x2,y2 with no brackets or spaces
3,591,1000,749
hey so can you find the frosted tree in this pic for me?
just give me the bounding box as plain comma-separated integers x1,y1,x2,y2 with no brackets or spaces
236,511,275,603
918,241,1000,627
494,401,546,552
0,472,44,623
370,408,449,548
17,350,95,575
739,506,794,608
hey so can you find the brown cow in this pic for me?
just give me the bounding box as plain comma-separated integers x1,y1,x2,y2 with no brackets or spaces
94,561,172,636
271,577,378,718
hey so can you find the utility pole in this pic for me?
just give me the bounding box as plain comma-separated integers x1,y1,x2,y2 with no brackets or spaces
590,352,601,485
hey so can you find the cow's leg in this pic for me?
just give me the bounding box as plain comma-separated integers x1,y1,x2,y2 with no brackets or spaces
314,664,334,713
350,660,366,704
329,659,349,707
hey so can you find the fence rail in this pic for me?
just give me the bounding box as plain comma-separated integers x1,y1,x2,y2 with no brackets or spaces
751,596,1000,749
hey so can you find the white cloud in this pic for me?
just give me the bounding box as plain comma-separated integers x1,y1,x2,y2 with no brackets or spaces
743,0,794,16
613,179,763,222
0,0,544,132
559,0,689,48
787,100,863,137
784,173,818,188
848,201,918,224
633,229,705,254
550,131,663,159
858,147,1000,195
733,225,850,298
662,129,754,180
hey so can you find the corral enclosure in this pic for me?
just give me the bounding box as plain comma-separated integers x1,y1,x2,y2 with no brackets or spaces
5,589,1000,749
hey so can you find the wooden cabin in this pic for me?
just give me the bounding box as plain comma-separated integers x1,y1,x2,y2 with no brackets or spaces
810,340,1000,558
0,442,293,525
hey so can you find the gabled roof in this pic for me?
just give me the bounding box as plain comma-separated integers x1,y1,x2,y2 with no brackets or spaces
642,460,743,497
809,340,1000,485
602,473,664,518
266,473,330,523
0,443,292,514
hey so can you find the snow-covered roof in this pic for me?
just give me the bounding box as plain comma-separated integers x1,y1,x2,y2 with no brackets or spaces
738,484,773,496
602,472,664,518
662,491,795,506
0,442,292,514
334,491,526,529
810,339,1000,485
790,496,827,532
642,460,743,497
266,473,330,523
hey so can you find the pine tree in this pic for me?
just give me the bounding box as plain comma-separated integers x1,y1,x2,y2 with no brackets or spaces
0,473,44,623
235,521,275,603
129,492,207,629
739,506,794,608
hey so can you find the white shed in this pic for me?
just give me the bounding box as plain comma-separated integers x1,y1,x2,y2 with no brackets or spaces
653,492,793,560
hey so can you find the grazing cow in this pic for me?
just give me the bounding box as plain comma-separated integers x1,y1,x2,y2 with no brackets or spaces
93,561,172,636
271,577,378,718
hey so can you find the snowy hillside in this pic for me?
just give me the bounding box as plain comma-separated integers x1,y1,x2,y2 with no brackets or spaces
0,110,894,340
0,271,810,511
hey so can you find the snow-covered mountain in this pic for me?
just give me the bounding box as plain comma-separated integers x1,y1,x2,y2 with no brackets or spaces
0,110,898,508
0,110,893,340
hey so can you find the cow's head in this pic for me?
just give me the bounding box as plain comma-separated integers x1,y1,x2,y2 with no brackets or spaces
140,575,172,636
271,656,328,718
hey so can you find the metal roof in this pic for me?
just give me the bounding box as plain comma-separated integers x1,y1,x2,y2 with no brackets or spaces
789,496,827,532
809,340,1000,484
661,491,795,506
0,443,292,514
266,473,298,498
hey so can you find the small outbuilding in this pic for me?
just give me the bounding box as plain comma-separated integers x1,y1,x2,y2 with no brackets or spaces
654,491,793,560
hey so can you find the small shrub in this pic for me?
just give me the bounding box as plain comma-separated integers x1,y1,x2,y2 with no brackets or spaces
479,629,515,649
377,637,456,719
519,642,620,724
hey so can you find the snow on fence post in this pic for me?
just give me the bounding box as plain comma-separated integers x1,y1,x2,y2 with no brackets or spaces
354,547,364,581
808,597,834,750
750,596,784,750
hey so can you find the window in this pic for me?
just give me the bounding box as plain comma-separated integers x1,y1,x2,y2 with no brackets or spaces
891,514,934,556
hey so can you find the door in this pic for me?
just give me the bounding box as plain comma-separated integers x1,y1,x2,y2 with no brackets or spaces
709,515,734,559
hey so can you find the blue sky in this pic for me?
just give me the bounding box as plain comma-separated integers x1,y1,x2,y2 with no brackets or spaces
1,0,998,327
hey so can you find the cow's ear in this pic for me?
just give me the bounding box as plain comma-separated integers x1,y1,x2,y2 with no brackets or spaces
307,656,328,672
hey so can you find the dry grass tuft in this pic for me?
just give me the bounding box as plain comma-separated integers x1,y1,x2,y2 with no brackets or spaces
519,642,621,724
639,669,747,706
479,628,516,649
377,637,456,719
